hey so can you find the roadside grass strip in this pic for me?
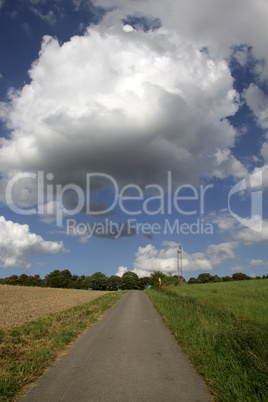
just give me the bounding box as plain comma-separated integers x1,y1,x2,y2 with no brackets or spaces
0,291,126,401
146,285,268,402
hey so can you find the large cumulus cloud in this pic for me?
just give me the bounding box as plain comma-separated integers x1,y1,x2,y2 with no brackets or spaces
0,20,246,211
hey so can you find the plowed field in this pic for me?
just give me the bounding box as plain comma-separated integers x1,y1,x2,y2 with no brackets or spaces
0,285,109,328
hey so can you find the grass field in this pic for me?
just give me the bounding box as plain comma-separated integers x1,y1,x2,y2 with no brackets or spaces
169,280,268,324
0,290,126,401
146,280,268,402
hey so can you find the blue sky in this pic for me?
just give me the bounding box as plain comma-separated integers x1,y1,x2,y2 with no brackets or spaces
0,0,267,281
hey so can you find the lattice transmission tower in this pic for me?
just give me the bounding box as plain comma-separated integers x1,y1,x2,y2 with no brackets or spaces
177,244,183,283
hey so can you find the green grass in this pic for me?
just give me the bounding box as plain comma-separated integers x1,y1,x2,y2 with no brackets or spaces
0,291,126,401
168,280,268,324
146,281,268,402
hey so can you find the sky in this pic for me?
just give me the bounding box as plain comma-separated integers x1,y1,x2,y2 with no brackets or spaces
0,0,267,281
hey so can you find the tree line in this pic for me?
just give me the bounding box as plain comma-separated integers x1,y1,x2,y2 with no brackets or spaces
0,270,267,290
0,270,150,290
188,272,268,284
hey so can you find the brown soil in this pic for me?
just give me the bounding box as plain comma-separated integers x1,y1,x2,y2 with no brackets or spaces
0,285,109,328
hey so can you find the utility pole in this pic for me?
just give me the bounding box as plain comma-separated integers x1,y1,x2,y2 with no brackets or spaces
177,244,183,284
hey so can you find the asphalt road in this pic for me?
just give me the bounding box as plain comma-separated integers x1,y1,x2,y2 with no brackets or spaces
21,291,211,402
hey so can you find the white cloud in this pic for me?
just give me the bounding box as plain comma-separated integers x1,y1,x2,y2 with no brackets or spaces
244,85,268,166
261,145,268,164
234,220,268,244
93,0,268,79
244,84,268,130
249,272,257,278
231,265,243,273
206,242,238,266
210,209,236,232
183,251,213,273
123,24,134,33
30,7,56,24
0,216,65,269
210,205,268,245
132,244,177,277
0,20,246,211
21,22,30,35
250,259,266,266
115,266,128,277
130,241,239,277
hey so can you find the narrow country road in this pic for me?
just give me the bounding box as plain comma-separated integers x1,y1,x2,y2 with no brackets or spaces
21,291,211,401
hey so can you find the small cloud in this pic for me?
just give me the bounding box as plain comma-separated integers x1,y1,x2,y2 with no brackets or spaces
72,0,82,12
234,220,268,244
206,242,238,266
30,7,56,25
78,22,86,33
231,266,243,273
21,22,31,35
250,259,268,267
116,266,128,277
123,24,134,33
210,210,236,232
250,259,265,266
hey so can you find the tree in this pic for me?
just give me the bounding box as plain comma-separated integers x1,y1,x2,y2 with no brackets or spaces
140,277,151,289
188,277,200,284
122,272,140,290
232,273,251,281
213,275,223,283
18,274,30,286
45,269,72,288
81,276,91,290
28,274,44,287
197,273,215,283
173,274,186,285
3,275,19,286
107,275,123,291
89,272,107,290
165,273,179,286
222,276,233,282
71,274,84,289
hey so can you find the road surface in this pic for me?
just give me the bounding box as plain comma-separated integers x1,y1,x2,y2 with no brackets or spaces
21,291,211,401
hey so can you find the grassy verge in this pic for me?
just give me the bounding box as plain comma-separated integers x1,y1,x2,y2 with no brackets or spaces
146,284,268,401
168,280,268,324
0,291,126,401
